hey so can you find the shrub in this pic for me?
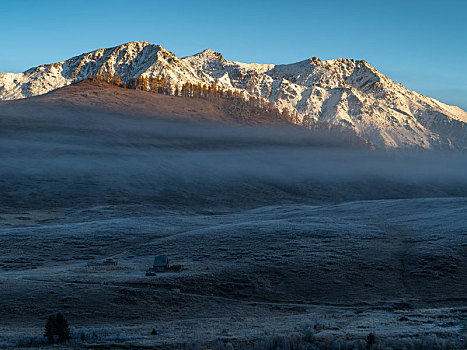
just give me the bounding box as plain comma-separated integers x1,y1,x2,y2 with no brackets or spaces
366,332,376,348
44,313,70,344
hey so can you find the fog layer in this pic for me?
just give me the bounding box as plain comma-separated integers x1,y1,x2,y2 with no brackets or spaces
1,110,467,210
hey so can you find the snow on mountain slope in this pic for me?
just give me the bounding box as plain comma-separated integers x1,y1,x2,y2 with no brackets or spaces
1,41,466,149
0,42,208,100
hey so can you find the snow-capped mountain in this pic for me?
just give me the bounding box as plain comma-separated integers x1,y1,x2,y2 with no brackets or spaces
1,41,466,149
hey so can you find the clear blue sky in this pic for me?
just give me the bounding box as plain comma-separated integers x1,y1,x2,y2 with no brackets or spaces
1,0,466,109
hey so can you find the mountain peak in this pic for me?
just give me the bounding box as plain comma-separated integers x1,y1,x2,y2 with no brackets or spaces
120,40,155,47
108,41,172,56
189,49,224,61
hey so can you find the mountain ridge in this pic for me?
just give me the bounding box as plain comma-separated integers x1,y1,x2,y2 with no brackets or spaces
1,41,466,149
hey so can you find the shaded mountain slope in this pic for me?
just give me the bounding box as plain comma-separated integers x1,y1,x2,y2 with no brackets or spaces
0,79,293,127
0,79,370,152
0,79,289,125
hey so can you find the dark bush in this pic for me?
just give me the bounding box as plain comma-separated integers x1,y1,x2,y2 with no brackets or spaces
44,313,70,344
366,332,376,348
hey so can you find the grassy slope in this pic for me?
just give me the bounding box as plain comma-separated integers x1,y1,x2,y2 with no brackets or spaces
0,79,291,125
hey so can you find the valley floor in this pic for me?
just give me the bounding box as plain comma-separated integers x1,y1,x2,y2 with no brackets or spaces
0,198,465,349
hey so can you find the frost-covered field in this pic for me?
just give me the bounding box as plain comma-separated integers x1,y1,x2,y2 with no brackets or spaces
0,198,465,348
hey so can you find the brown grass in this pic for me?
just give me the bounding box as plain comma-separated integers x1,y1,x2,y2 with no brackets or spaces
1,79,290,126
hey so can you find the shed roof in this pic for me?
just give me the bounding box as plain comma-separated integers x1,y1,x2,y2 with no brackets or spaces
153,255,169,267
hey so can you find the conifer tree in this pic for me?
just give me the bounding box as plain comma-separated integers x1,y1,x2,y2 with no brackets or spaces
104,72,111,83
158,77,169,94
128,78,136,89
44,313,70,344
114,74,121,86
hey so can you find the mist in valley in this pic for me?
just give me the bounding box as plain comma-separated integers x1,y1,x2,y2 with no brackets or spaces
1,110,467,211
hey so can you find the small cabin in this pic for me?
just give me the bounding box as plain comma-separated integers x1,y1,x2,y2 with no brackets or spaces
153,255,170,272
103,258,117,266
